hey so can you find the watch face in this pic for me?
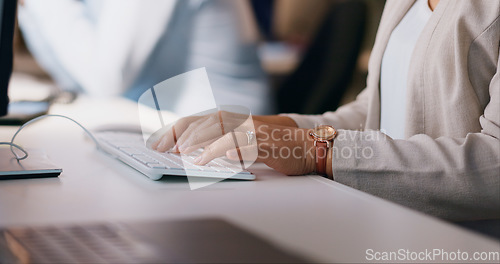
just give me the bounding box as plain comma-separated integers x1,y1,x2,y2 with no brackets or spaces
312,125,337,140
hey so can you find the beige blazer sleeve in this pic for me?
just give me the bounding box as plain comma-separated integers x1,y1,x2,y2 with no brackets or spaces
333,72,498,221
284,0,500,221
336,1,500,221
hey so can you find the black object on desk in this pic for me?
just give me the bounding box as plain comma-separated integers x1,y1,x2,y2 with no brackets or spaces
0,148,62,180
0,101,50,126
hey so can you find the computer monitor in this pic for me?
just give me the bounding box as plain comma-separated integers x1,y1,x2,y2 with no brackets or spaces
0,0,16,117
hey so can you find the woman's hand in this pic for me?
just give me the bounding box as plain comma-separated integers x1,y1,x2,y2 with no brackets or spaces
151,110,254,154
151,112,316,176
235,123,316,175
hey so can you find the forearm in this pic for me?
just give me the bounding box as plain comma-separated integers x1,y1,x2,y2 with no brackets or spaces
253,115,299,127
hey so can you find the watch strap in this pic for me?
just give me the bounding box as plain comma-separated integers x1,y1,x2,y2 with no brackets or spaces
315,141,328,175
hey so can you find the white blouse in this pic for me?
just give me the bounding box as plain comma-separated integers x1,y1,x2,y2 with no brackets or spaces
380,0,432,139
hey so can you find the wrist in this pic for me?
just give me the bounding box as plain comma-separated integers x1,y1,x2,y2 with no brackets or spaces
309,125,337,179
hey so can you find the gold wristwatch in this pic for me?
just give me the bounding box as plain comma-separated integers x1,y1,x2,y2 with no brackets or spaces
309,125,337,178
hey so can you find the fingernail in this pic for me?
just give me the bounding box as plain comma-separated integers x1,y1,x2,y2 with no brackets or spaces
194,156,203,164
168,145,179,153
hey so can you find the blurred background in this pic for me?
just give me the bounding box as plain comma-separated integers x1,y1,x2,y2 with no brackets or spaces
8,0,386,123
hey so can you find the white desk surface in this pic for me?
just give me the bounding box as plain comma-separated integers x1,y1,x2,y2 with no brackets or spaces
0,96,499,263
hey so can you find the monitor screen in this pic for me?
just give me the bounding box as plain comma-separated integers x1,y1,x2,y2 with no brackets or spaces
0,0,16,116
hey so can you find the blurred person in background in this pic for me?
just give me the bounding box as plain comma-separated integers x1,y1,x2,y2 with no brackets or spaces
17,0,274,115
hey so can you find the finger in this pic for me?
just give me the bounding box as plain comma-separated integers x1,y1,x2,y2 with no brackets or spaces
180,122,254,154
154,130,176,152
151,130,171,150
179,137,217,155
178,121,245,153
177,110,252,150
177,117,223,152
194,132,249,165
177,119,243,153
154,116,199,152
151,137,161,149
226,145,262,163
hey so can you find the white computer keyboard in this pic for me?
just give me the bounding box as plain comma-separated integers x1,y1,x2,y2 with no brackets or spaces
95,132,254,180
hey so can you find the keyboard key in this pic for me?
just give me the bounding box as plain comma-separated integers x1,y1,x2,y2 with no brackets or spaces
132,154,158,164
182,163,206,171
147,163,167,169
106,141,130,148
119,147,141,155
199,166,217,172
